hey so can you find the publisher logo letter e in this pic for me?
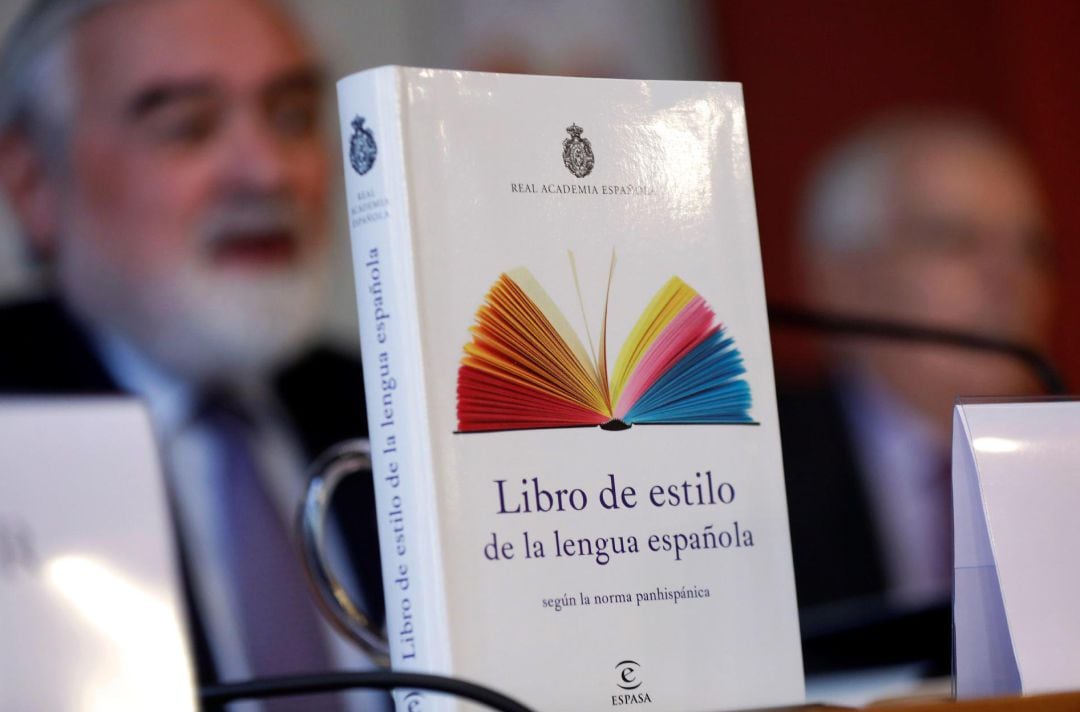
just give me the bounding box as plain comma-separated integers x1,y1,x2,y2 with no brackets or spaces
615,660,642,690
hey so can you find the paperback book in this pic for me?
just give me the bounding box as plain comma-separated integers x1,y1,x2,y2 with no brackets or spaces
338,66,803,711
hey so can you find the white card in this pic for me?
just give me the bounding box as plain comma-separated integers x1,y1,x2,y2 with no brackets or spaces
953,399,1080,698
0,398,197,712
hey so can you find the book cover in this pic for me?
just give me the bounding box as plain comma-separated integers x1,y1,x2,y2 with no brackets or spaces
338,66,804,711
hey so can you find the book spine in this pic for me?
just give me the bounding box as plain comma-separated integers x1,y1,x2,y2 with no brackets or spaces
337,67,448,710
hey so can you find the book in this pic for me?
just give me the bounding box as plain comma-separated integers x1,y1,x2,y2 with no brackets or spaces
338,65,804,711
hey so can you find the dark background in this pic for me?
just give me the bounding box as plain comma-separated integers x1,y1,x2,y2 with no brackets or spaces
708,0,1080,387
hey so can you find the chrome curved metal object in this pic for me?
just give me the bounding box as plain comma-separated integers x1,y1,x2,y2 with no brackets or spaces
298,439,391,668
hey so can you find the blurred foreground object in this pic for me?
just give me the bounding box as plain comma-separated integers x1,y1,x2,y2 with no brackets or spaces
0,400,198,712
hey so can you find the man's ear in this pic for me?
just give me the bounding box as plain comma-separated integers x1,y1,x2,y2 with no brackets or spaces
0,130,61,258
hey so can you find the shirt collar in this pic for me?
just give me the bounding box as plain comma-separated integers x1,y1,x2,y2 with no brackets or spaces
838,365,947,486
92,328,283,435
91,329,197,437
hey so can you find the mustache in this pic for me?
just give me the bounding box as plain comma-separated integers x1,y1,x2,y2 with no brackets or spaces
199,197,305,250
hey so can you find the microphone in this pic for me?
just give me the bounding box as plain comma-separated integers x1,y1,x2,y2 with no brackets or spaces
202,670,536,711
767,304,1066,395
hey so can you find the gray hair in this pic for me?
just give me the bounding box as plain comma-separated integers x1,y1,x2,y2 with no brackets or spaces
0,0,124,154
800,113,1017,255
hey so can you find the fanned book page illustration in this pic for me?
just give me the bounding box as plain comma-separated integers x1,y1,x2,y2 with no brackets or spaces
457,255,754,433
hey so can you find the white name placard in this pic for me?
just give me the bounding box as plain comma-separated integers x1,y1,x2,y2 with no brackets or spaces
0,399,197,712
953,399,1080,698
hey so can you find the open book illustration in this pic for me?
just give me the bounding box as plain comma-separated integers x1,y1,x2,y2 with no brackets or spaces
457,255,753,433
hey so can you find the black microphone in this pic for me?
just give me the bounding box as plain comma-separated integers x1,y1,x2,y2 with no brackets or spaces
767,304,1067,395
202,670,536,712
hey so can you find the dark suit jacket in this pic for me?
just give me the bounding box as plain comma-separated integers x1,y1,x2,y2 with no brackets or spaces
778,380,887,610
0,300,385,688
777,378,950,674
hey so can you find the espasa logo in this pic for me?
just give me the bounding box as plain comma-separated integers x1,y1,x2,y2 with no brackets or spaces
349,116,378,176
611,659,653,706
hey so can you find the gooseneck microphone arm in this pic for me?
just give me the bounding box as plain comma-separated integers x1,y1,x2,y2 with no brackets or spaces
201,670,537,712
766,304,1067,395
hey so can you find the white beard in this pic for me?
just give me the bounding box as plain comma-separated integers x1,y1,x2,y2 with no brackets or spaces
56,238,328,387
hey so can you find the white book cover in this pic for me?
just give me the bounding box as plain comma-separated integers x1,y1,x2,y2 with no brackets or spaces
338,66,803,711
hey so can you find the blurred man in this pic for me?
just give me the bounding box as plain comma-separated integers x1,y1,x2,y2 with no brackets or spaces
0,0,384,708
780,114,1056,673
